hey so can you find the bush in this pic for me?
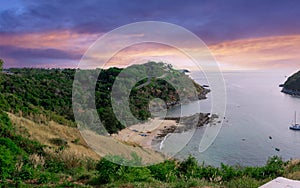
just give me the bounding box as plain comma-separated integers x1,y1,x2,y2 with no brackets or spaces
0,146,16,180
44,157,65,173
244,156,285,180
0,111,13,137
220,163,241,181
178,155,199,178
148,160,178,182
0,137,22,155
12,135,44,155
17,164,35,180
198,164,220,181
96,157,121,184
121,167,152,182
263,156,285,178
38,172,59,184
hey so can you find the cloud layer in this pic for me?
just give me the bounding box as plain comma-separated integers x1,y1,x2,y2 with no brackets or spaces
0,1,300,69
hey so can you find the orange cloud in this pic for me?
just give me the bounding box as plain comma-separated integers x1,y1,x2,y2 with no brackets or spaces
0,30,102,55
82,43,199,70
1,30,299,71
85,34,300,71
209,35,300,70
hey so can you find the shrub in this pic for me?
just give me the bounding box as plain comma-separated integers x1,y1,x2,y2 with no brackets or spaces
121,167,152,182
244,156,285,180
178,155,199,178
0,111,13,137
17,164,35,180
0,146,16,180
38,172,59,184
96,157,121,184
148,160,178,182
12,135,44,155
220,163,241,181
263,156,285,178
0,137,22,155
44,156,65,173
50,138,68,147
198,165,220,181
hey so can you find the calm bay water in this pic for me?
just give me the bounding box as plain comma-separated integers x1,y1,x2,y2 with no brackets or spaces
167,70,300,166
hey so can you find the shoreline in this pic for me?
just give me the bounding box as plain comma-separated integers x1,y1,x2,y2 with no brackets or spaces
112,118,178,150
281,88,300,97
112,113,216,153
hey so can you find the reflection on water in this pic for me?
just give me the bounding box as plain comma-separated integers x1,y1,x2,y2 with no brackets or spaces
167,70,300,166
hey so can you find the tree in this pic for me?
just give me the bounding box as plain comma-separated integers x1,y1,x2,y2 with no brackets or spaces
0,59,3,72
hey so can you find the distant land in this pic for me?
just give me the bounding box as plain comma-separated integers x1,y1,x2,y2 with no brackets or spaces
281,71,300,96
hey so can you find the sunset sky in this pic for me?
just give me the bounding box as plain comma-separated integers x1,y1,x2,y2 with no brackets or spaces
0,0,300,70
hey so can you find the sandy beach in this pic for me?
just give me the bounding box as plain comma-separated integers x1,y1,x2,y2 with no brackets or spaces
112,118,178,150
81,127,169,165
79,114,212,165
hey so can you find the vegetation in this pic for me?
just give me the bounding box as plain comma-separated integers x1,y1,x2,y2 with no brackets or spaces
0,100,298,187
1,60,300,187
1,61,207,134
91,155,287,187
0,58,3,72
0,111,81,185
0,109,292,187
0,110,98,186
282,70,300,95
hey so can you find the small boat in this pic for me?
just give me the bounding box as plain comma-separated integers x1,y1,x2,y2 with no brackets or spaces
289,111,300,130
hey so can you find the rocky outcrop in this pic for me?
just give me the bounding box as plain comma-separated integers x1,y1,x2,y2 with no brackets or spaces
281,71,300,96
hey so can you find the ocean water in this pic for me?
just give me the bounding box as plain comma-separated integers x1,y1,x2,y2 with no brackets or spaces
165,70,300,166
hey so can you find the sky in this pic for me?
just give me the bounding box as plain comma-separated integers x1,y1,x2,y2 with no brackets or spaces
0,0,300,70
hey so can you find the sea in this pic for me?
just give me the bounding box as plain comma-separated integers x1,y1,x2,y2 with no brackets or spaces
164,69,300,167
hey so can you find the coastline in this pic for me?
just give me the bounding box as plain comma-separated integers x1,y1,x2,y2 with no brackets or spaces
281,88,300,97
112,113,214,153
112,118,178,150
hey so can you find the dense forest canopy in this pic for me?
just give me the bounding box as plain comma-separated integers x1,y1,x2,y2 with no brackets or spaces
1,61,208,134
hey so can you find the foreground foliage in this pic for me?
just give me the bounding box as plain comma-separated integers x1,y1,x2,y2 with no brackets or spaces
0,110,300,187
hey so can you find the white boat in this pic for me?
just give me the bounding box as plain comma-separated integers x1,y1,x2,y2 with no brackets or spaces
289,111,300,130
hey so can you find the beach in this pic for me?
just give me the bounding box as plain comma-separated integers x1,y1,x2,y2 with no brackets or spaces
81,129,168,165
112,118,178,150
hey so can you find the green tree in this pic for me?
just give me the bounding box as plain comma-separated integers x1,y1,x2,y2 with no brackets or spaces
0,58,3,72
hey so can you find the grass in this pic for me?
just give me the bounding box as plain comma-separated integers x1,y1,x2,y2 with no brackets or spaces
8,112,100,160
3,111,300,187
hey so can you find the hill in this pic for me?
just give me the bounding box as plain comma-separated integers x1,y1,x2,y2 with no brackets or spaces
1,61,209,134
281,71,300,96
282,71,300,96
1,61,300,186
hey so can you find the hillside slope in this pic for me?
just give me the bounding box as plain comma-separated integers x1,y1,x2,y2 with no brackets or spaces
8,113,100,160
282,70,300,96
1,62,209,134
